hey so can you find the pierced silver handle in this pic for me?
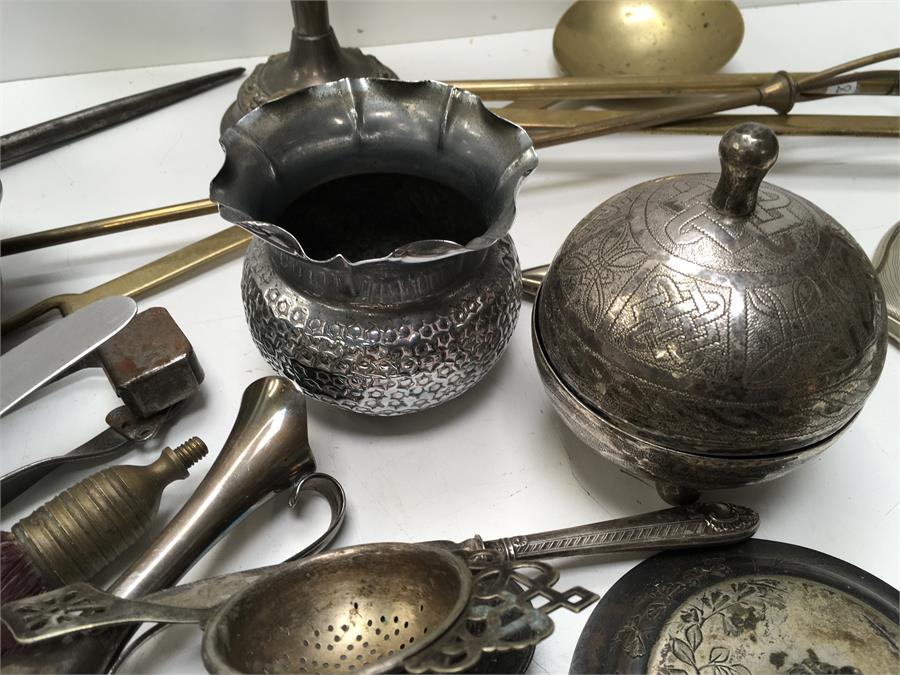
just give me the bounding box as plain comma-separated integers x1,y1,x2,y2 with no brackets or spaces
0,583,209,646
486,503,759,561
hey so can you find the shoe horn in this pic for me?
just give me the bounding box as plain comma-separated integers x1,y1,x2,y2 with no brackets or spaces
0,376,317,673
110,376,316,599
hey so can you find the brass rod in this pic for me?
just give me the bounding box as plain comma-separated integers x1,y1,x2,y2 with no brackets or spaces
528,50,900,149
501,111,900,137
1,199,218,256
1,226,250,334
529,88,763,148
794,48,900,89
448,70,898,100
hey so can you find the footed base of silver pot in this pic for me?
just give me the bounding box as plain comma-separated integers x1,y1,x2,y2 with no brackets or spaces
532,303,850,505
242,237,522,416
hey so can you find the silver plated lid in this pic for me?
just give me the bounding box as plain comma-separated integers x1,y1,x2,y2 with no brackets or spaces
538,123,887,456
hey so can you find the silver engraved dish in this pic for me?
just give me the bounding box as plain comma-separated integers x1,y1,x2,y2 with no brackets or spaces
534,123,887,503
211,78,537,415
569,539,899,674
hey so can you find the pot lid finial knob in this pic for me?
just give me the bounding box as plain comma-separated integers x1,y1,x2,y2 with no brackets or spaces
710,123,778,218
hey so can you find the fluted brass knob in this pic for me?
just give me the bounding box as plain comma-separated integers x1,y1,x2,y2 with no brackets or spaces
12,438,207,586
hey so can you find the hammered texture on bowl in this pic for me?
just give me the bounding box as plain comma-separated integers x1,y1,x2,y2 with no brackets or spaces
539,174,887,455
241,237,521,415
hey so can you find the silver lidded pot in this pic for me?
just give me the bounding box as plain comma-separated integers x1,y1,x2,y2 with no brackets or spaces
212,78,537,415
534,123,887,504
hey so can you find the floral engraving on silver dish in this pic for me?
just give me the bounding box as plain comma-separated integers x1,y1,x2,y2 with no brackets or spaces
647,575,899,675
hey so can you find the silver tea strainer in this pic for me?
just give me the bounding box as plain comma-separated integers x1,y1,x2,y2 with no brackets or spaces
2,503,759,674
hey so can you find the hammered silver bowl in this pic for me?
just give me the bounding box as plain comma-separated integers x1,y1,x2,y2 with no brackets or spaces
212,78,537,415
535,123,887,503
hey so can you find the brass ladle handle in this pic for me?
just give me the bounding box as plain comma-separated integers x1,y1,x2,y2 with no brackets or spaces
0,199,218,256
528,48,900,148
1,226,250,334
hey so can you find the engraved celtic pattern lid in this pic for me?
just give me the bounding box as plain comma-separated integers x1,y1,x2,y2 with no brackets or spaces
538,123,887,456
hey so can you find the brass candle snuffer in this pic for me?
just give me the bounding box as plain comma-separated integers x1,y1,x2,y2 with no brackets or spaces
2,503,759,674
0,376,346,674
1,48,896,339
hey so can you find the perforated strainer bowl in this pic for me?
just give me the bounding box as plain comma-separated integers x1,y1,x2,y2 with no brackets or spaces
202,544,471,674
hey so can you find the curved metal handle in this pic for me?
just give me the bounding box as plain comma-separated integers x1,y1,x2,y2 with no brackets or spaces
286,472,346,561
485,503,760,561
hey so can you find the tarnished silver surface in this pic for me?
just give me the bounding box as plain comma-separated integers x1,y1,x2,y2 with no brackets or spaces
212,78,536,261
649,575,898,674
241,236,521,414
533,317,841,501
212,78,536,415
569,539,900,674
220,1,396,131
1,503,756,673
537,123,886,460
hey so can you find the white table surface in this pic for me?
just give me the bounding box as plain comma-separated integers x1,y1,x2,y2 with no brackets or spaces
1,1,898,672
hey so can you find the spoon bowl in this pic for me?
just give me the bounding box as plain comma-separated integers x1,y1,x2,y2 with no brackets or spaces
553,0,744,77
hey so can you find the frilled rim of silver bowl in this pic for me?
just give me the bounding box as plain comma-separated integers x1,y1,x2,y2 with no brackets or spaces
531,286,853,472
210,77,537,268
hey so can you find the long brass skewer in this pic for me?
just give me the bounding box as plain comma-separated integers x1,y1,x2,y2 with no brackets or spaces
448,70,899,100
501,111,899,137
1,227,251,334
4,53,897,258
1,199,218,256
528,49,900,148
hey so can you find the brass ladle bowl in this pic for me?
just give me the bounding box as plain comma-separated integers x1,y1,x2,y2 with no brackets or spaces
553,0,744,77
